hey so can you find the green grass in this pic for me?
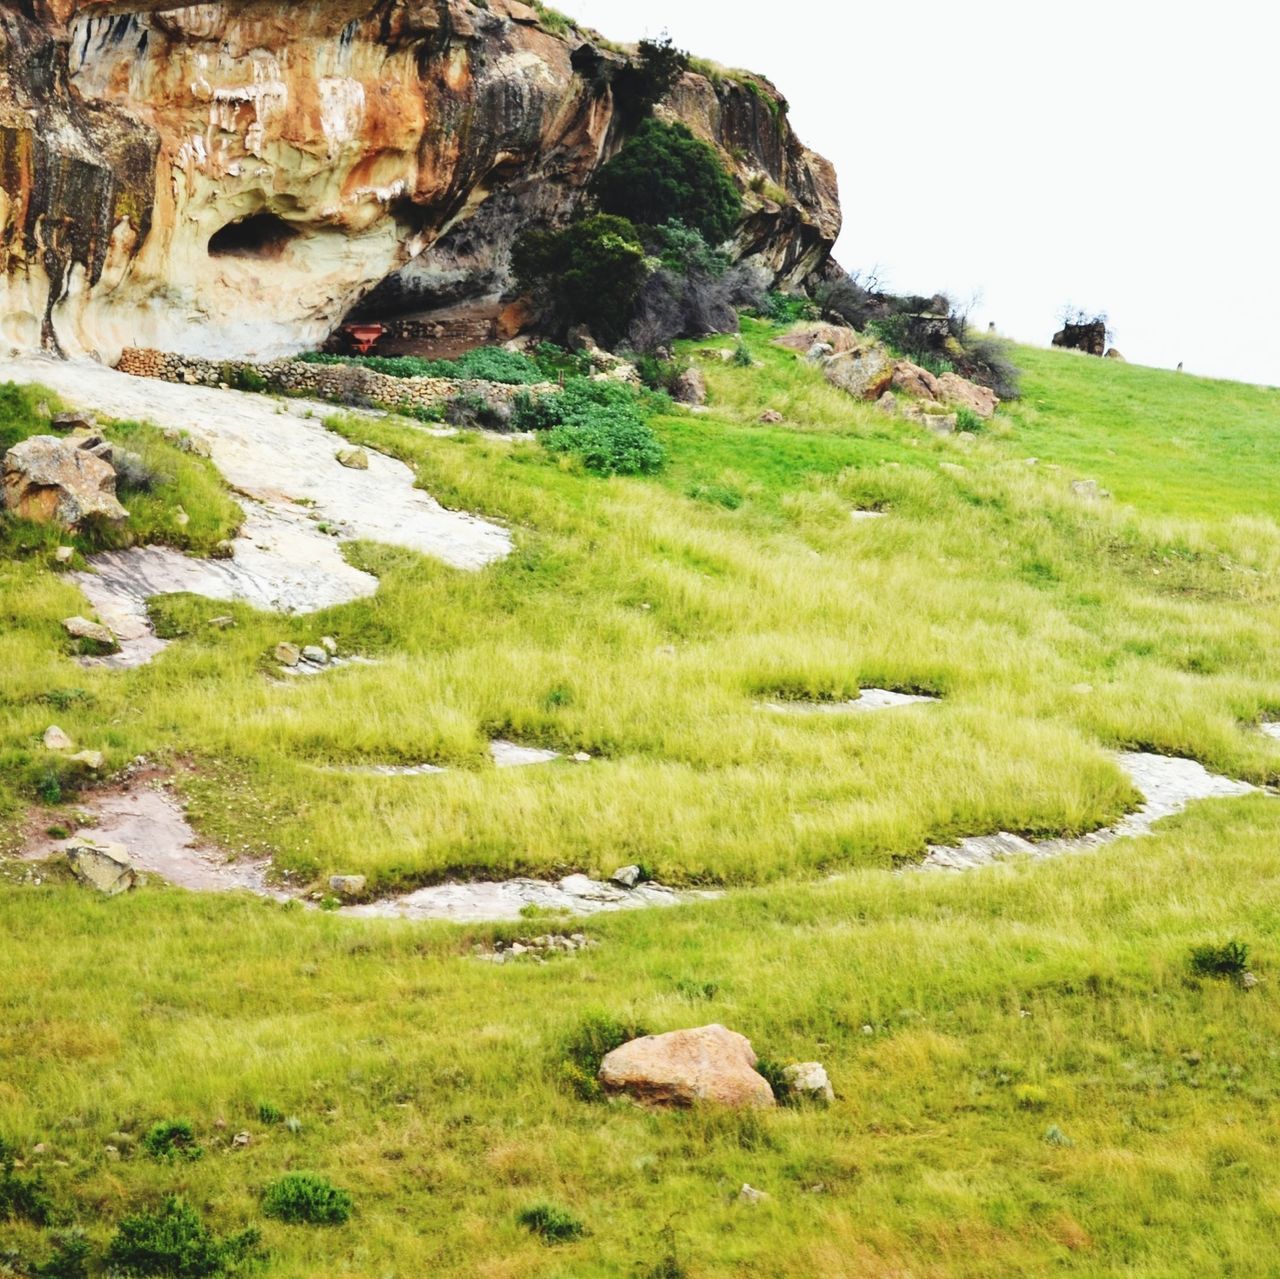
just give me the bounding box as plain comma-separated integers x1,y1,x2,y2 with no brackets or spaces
2,327,1280,1274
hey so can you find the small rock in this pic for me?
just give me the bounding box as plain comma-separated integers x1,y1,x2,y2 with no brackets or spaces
782,1061,834,1104
66,841,136,896
320,636,339,655
62,616,119,649
54,546,74,564
174,506,190,528
611,865,642,889
32,1142,47,1155
274,642,301,667
336,448,369,470
737,1184,769,1204
759,410,784,424
208,616,236,629
301,645,329,666
571,752,592,764
328,875,366,897
43,725,73,751
231,1131,252,1149
1071,478,1111,501
1242,971,1260,989
50,412,96,433
69,750,104,770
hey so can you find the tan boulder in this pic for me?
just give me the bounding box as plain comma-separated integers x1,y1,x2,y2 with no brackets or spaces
1105,348,1126,361
599,1024,777,1109
3,435,127,528
773,324,861,356
43,725,73,751
759,409,784,424
891,360,941,400
936,373,998,419
336,448,369,470
670,367,707,406
66,841,137,896
823,344,895,402
62,616,118,649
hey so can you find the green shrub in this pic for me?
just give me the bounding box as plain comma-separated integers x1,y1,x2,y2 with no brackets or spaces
759,291,816,325
1189,939,1251,980
256,1101,283,1125
592,120,742,246
545,407,663,477
516,1202,586,1244
753,1057,789,1105
142,1119,203,1163
0,1138,53,1225
262,1172,353,1226
33,1230,90,1279
230,365,267,394
558,1012,648,1100
731,342,753,368
643,220,729,277
614,34,689,119
955,407,984,433
104,1196,258,1277
512,214,649,347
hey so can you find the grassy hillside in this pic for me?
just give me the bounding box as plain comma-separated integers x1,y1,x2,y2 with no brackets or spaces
2,332,1280,1276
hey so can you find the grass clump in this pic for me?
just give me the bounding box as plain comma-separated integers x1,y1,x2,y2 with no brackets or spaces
1189,939,1251,980
299,348,544,386
141,1120,203,1163
104,1196,258,1277
516,1202,586,1244
261,1172,353,1226
558,1013,647,1101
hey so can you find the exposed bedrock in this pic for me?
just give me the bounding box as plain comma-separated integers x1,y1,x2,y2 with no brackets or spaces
0,0,841,362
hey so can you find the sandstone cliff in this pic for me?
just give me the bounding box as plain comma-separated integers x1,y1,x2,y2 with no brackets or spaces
0,0,840,362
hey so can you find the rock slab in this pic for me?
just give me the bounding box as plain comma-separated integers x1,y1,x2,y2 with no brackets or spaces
3,435,128,528
599,1024,777,1109
66,841,137,896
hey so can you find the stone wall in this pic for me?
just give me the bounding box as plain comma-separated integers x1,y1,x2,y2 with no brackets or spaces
116,348,551,412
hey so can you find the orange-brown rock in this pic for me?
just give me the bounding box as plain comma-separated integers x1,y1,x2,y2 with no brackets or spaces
3,435,128,527
599,1025,777,1109
0,1,841,362
773,324,862,356
891,360,941,400
937,372,999,419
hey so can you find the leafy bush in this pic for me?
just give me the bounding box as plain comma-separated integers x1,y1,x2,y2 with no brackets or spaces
256,1101,283,1125
1189,939,1251,980
558,1012,648,1100
262,1172,353,1226
642,220,729,277
299,348,543,386
731,342,753,368
959,331,1022,401
814,272,880,330
33,1230,90,1279
592,120,743,245
0,1138,53,1226
759,291,816,325
142,1119,203,1163
752,1057,789,1105
104,1197,259,1278
614,34,689,120
686,483,742,510
955,407,984,433
512,214,649,347
545,409,664,477
516,1202,587,1245
229,365,267,394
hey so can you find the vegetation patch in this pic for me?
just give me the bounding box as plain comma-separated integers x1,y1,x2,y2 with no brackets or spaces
261,1172,353,1226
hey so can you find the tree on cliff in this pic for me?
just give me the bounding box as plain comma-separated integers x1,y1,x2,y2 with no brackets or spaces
512,215,649,346
592,120,743,247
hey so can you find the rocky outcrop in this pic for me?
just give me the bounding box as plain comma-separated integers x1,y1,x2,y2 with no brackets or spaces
3,434,128,526
598,1024,777,1109
0,1,840,362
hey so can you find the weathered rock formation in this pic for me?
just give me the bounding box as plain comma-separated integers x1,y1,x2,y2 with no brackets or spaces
2,433,129,525
1052,319,1107,357
0,1,840,362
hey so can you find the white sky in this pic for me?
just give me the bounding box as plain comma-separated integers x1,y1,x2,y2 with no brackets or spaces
556,0,1280,385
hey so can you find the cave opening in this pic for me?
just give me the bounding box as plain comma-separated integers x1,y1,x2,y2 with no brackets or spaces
208,212,300,260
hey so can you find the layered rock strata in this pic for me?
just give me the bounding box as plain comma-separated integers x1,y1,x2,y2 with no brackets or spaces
0,0,840,362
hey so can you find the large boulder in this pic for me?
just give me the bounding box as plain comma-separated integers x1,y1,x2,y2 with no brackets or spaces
936,373,999,420
66,841,137,896
823,343,896,402
3,436,128,528
670,367,707,406
773,324,862,357
599,1024,777,1109
891,361,942,401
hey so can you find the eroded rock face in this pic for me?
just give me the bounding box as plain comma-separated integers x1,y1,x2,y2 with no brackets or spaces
599,1024,777,1109
0,1,840,362
3,435,128,526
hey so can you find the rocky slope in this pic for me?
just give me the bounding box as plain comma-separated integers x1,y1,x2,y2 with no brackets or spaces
0,0,840,362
